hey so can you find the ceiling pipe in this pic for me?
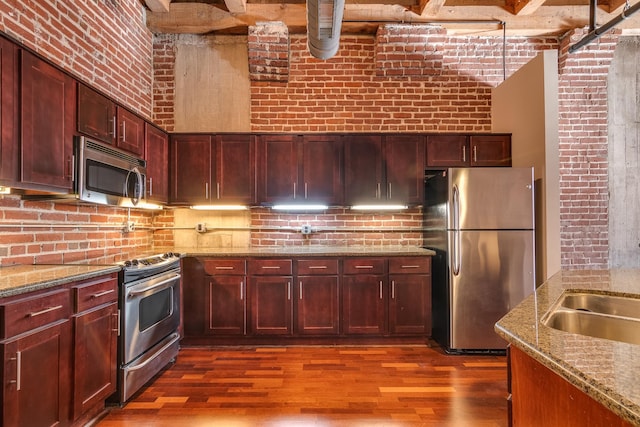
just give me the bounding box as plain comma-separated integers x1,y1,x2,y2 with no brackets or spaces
307,0,346,60
569,0,640,53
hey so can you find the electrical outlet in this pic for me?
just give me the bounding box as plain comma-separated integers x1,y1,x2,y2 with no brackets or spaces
124,221,135,233
301,225,312,235
196,223,207,233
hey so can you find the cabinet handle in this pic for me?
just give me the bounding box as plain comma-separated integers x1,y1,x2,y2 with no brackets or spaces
215,266,234,270
287,281,291,300
376,182,381,199
293,182,297,199
205,182,209,199
473,145,477,162
149,177,153,196
91,289,115,298
216,182,220,199
400,265,420,269
70,154,75,181
8,351,21,391
304,182,308,199
111,116,116,138
354,265,373,269
308,266,327,270
379,281,383,299
240,281,244,300
388,182,392,199
121,121,126,141
28,305,63,317
462,145,466,162
392,280,395,299
261,266,281,270
299,281,303,300
112,311,119,333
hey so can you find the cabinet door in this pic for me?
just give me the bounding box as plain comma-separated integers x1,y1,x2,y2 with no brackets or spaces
389,274,431,335
470,135,512,167
170,134,212,204
145,123,169,203
342,275,386,335
344,134,384,204
296,275,340,335
2,320,71,427
208,275,246,335
73,303,117,419
214,134,255,204
20,51,75,191
426,134,469,168
0,37,18,185
257,134,298,204
77,83,116,144
385,135,425,204
301,135,342,205
249,276,293,335
116,107,145,156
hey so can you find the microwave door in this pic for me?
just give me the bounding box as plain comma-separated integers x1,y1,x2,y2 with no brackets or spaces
124,167,145,206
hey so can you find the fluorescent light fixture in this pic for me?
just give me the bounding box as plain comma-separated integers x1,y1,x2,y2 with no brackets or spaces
119,200,164,210
190,205,248,211
272,204,328,211
351,204,408,211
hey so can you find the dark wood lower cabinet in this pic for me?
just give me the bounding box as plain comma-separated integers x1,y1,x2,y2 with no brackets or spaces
249,275,293,335
389,274,432,335
296,275,340,335
341,274,386,335
2,320,72,427
207,275,246,335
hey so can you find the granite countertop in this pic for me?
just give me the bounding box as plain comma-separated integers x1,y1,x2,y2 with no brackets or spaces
174,246,435,257
495,269,640,425
0,264,122,298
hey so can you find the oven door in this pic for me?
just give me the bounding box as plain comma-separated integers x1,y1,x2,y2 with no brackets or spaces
122,269,181,365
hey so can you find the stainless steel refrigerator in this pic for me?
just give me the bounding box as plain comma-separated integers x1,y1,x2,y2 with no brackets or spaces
424,167,535,353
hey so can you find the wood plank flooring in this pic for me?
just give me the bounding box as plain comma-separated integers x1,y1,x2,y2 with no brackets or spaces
96,344,508,426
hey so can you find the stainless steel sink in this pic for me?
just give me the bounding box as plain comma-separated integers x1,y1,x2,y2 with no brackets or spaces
542,291,640,346
558,292,640,320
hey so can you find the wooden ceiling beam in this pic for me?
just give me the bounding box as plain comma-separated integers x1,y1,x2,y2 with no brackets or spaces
418,0,446,17
224,0,248,14
146,3,640,35
504,0,546,16
145,0,172,13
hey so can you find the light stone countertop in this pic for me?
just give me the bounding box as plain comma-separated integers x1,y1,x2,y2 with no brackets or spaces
174,245,435,257
0,264,122,298
495,269,640,425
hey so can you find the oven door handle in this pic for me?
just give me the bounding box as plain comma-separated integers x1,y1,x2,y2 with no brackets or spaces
127,273,181,298
125,332,181,373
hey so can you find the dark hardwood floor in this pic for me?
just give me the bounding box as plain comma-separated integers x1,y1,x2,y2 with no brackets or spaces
96,343,508,426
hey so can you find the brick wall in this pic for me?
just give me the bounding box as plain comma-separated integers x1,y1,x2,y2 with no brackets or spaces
0,0,153,119
0,0,156,266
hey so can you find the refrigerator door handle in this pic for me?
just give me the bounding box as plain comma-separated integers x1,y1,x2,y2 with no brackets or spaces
452,185,461,276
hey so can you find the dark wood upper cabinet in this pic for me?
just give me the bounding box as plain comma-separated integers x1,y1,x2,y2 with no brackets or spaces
344,134,424,205
77,83,144,157
21,50,76,191
0,37,18,186
470,134,512,167
258,134,341,205
170,134,212,204
427,134,512,168
171,133,255,205
145,123,169,203
214,134,255,205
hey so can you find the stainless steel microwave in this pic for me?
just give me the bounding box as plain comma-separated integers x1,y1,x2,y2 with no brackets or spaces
75,136,147,207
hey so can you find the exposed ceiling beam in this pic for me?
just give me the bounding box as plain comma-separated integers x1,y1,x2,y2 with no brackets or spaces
505,0,546,16
418,0,446,17
146,3,640,36
224,0,248,14
145,0,172,13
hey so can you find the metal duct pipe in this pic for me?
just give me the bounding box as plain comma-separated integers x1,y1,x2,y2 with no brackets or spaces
306,0,345,60
569,0,640,53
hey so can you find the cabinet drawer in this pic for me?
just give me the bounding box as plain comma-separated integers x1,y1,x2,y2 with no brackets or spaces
0,288,71,339
248,259,292,275
203,259,246,276
389,257,431,274
343,258,385,275
73,274,118,313
297,259,339,275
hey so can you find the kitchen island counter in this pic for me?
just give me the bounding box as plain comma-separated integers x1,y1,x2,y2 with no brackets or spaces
495,269,640,425
174,246,435,257
0,264,121,298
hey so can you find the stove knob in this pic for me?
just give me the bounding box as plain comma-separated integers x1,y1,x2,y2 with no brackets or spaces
131,259,139,266
124,260,132,267
173,252,180,258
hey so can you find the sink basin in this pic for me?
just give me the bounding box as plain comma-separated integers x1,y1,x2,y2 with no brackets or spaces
558,292,640,320
542,291,640,346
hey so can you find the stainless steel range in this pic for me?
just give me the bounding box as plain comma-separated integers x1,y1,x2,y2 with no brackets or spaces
116,252,181,403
